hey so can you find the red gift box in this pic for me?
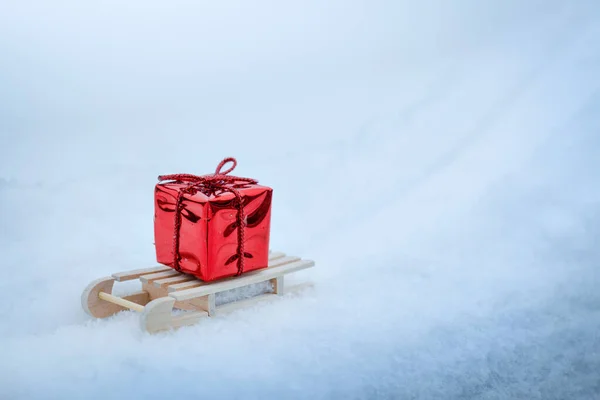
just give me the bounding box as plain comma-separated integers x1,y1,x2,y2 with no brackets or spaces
154,158,272,281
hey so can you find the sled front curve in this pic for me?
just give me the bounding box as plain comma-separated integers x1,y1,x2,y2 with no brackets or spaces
81,251,315,333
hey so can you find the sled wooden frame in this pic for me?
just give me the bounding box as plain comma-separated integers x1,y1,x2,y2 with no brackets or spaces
82,251,315,333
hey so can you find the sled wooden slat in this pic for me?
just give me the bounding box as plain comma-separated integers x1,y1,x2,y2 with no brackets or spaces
139,270,181,284
168,252,300,293
167,255,299,293
168,280,206,292
112,266,171,282
171,260,315,301
153,275,196,288
114,253,283,284
82,250,315,334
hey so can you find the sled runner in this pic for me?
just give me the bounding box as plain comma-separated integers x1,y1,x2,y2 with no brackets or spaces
81,251,315,333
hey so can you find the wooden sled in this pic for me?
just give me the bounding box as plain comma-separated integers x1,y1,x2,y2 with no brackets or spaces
81,251,315,333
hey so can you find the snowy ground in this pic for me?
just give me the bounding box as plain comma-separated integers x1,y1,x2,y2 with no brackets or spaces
1,1,600,399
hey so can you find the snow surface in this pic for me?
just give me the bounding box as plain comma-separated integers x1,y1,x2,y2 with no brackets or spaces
1,1,600,399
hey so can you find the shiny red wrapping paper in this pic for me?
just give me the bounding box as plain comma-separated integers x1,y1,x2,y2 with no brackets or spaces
154,165,272,282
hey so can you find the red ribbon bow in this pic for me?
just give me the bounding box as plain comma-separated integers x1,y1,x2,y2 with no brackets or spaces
158,157,258,276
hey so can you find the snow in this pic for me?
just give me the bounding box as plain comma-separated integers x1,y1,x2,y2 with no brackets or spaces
1,1,600,399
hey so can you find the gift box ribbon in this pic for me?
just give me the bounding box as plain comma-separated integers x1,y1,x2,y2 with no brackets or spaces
158,157,258,276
